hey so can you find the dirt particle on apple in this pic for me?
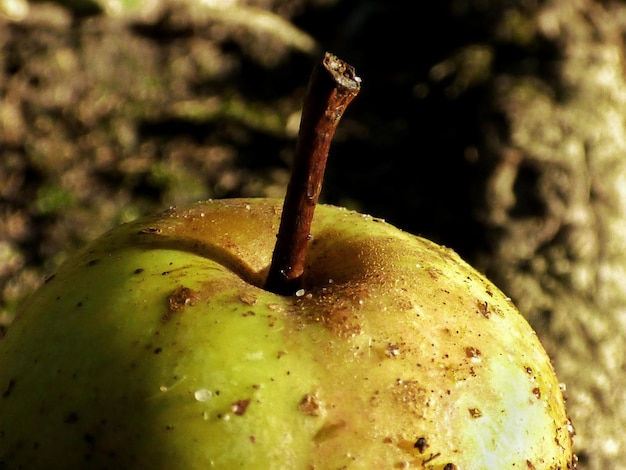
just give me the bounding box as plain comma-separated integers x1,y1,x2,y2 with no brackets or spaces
464,346,482,361
138,227,162,234
566,417,575,436
427,267,442,279
385,343,400,358
422,452,442,464
298,392,322,417
166,286,199,315
468,407,483,418
231,398,251,416
239,292,257,306
413,436,428,453
476,300,490,318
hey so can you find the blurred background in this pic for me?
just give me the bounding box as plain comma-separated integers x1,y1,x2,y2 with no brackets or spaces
2,0,626,467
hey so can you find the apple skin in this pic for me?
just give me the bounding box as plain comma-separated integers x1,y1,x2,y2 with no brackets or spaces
0,198,575,469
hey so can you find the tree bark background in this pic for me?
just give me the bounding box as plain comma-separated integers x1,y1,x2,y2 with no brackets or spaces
2,0,625,467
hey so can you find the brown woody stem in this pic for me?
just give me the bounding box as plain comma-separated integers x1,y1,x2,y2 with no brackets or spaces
264,52,361,295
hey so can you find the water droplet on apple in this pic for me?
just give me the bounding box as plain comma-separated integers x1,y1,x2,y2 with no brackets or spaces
194,389,213,402
246,351,264,361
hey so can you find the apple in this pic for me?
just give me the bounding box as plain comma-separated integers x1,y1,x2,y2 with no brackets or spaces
0,52,575,469
0,198,575,468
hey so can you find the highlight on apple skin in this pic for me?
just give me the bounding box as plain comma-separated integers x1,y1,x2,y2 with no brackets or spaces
0,198,576,469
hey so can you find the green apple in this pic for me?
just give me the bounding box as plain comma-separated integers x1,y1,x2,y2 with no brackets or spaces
0,198,575,469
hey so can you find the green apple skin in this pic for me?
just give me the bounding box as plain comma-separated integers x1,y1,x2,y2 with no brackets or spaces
0,198,575,469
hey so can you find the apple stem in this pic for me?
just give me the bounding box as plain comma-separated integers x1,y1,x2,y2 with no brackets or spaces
264,52,361,295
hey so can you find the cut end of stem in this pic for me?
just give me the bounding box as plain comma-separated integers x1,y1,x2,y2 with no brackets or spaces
264,52,361,296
